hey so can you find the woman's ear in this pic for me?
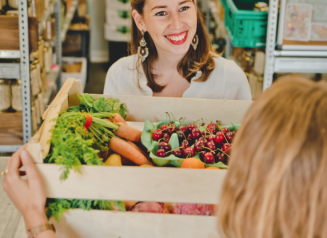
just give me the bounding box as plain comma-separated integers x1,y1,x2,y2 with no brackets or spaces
132,10,147,32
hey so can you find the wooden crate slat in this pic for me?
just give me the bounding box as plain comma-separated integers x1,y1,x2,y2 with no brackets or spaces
50,209,220,238
37,164,227,204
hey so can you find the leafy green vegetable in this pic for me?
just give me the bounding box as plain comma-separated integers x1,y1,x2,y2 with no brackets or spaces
45,112,118,180
76,94,128,119
46,198,126,222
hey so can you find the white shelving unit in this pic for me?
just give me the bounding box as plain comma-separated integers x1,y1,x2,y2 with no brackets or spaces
0,0,78,153
263,0,327,90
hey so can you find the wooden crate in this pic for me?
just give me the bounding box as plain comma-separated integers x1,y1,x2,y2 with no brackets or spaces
27,78,252,238
0,16,38,51
0,112,23,145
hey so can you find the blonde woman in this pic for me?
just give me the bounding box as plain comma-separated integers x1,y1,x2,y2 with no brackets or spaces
218,76,327,238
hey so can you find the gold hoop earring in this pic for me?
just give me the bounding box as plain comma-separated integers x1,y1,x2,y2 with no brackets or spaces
191,34,199,50
137,30,149,62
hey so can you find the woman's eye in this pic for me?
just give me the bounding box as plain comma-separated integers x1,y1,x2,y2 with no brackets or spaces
179,6,190,12
155,11,167,16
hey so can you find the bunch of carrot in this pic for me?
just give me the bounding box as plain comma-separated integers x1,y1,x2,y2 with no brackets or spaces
107,113,153,166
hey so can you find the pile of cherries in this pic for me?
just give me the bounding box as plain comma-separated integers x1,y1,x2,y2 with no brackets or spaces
152,121,236,165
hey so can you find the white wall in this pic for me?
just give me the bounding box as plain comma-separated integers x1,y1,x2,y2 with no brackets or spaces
88,0,109,62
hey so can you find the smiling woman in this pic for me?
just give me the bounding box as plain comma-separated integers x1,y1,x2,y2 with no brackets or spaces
104,0,252,99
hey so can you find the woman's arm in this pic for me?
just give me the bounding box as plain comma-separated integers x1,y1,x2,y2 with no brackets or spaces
2,146,57,238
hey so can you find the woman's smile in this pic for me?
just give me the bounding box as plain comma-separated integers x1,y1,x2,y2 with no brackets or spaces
165,31,188,45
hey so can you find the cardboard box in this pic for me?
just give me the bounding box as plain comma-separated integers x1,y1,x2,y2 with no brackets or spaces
0,16,38,51
27,78,253,238
61,57,87,92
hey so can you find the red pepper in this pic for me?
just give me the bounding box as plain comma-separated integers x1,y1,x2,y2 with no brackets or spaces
84,114,93,132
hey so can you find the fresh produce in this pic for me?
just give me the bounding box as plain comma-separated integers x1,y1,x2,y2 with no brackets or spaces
141,117,238,168
173,203,215,216
109,137,153,165
46,198,125,222
181,158,205,169
131,202,170,213
43,94,135,221
206,167,220,170
104,153,122,166
183,147,195,158
114,122,142,143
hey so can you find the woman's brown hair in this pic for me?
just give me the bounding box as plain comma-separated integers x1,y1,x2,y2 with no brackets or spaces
218,75,327,238
130,0,216,92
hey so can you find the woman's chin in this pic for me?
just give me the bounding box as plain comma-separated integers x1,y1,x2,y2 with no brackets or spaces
164,45,192,57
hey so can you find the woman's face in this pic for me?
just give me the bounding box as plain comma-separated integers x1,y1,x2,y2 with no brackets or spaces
134,0,198,57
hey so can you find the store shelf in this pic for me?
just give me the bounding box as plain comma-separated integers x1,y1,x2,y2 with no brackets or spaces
38,0,60,35
61,0,79,41
264,0,327,90
274,57,327,73
280,45,327,51
0,145,22,153
0,50,20,59
274,50,327,57
0,63,20,78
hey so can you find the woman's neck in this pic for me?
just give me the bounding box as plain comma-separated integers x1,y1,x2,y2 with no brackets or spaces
154,49,184,73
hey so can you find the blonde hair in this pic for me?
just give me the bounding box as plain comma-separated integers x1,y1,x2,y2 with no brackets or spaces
218,75,327,238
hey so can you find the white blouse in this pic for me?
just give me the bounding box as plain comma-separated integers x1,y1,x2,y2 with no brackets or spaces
104,54,252,100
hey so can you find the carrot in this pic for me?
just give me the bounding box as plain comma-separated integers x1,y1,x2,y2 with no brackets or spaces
110,113,127,124
121,156,136,165
126,140,151,160
114,122,142,143
109,137,153,166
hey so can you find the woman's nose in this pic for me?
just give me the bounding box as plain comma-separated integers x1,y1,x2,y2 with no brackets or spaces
169,12,183,30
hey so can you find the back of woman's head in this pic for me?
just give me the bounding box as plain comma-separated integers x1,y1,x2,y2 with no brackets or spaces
218,75,327,238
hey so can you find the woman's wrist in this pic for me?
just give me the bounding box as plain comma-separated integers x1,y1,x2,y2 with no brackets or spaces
24,211,48,230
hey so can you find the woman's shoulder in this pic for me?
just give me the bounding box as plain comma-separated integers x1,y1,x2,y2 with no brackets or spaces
210,55,252,100
108,54,139,73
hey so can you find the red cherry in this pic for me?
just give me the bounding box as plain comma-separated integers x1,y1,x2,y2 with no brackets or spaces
207,123,218,130
186,134,194,144
177,131,185,141
152,129,163,141
183,147,195,158
222,143,231,154
167,124,176,134
178,125,188,134
158,142,171,151
221,127,230,135
162,133,171,143
172,148,183,158
208,127,217,134
204,152,215,164
214,132,225,144
191,128,201,140
216,152,227,164
202,129,210,136
226,132,234,143
156,149,166,157
198,137,208,144
187,123,197,133
194,140,205,152
206,141,216,151
181,140,190,149
160,124,168,132
207,135,215,142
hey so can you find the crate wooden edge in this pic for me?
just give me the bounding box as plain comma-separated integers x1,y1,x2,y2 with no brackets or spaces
50,209,220,238
36,164,227,204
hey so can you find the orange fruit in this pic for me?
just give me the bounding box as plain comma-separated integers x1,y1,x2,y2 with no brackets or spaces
181,158,205,169
206,167,220,170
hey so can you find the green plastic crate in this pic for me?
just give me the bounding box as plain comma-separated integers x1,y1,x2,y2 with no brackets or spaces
223,0,268,48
